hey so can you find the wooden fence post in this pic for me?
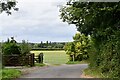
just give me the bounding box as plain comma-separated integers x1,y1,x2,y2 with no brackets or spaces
38,53,43,63
30,53,35,67
38,54,40,63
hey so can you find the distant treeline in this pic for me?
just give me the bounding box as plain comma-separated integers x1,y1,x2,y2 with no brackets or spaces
1,38,67,51
31,48,64,51
1,38,67,56
26,41,67,50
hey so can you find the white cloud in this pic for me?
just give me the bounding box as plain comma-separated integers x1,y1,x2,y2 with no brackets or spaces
0,0,77,42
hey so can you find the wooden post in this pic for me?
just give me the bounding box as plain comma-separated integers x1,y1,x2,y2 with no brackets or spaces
32,53,35,66
73,54,75,62
30,53,35,67
38,54,40,63
40,53,43,63
38,53,43,63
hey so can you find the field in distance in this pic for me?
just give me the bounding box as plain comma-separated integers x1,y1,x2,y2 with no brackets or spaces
30,50,69,64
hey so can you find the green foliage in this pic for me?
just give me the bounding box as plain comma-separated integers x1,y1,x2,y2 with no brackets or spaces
87,38,97,68
32,42,65,49
99,40,120,78
2,38,31,55
84,68,103,78
35,63,46,67
60,1,120,78
60,2,120,35
2,42,21,55
66,61,81,64
64,32,90,61
20,40,31,55
31,48,64,51
0,0,18,15
2,68,21,79
66,60,88,64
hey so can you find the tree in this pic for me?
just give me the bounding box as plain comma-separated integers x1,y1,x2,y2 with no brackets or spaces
20,40,31,55
64,32,90,61
74,32,90,60
40,41,43,48
60,2,120,35
64,42,76,61
46,41,48,45
0,0,18,15
60,1,120,78
2,38,21,55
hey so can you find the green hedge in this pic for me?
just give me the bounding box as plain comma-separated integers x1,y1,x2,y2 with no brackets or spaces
32,48,64,51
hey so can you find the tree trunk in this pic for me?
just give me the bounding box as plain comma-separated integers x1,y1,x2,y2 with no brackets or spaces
73,54,75,62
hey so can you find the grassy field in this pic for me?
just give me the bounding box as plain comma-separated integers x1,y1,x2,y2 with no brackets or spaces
30,50,69,64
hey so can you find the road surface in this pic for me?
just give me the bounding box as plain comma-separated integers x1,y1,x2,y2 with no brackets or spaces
19,64,88,78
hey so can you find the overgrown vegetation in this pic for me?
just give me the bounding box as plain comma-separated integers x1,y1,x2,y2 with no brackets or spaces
2,37,21,55
66,60,88,64
35,63,46,67
2,68,21,79
20,40,31,55
64,32,90,61
2,37,31,55
84,68,103,78
60,1,120,78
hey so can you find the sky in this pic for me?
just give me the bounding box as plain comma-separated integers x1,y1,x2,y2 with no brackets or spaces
0,0,77,43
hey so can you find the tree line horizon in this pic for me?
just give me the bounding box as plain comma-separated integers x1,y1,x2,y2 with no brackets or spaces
1,37,67,50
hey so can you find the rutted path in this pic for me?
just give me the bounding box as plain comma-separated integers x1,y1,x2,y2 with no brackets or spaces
19,64,88,78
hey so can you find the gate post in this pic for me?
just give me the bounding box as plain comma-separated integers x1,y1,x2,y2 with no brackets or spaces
30,53,35,67
38,53,43,63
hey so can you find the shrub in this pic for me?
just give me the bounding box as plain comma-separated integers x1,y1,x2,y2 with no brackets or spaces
20,40,31,55
2,42,21,55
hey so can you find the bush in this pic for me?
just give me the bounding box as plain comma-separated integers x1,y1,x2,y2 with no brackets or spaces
2,43,21,55
64,33,91,62
89,36,120,78
20,40,31,55
99,41,120,78
2,39,32,55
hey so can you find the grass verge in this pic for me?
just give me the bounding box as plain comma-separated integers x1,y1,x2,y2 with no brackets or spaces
2,68,21,79
35,63,46,67
83,68,103,78
66,60,89,64
66,61,81,64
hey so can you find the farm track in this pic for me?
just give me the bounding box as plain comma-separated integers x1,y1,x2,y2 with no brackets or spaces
17,64,88,78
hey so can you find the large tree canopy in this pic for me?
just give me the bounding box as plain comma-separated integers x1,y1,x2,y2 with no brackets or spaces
60,2,120,35
60,1,120,78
